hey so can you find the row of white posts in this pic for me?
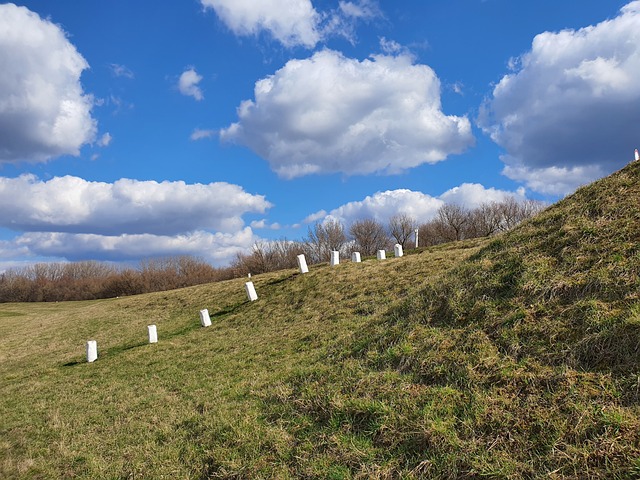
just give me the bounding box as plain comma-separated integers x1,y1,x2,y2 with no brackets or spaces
86,324,158,362
298,244,402,272
85,245,404,362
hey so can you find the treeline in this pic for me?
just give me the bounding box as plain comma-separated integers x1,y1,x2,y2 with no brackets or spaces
232,198,545,274
0,256,239,303
0,198,544,303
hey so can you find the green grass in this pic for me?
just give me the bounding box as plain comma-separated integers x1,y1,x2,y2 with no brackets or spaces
0,241,481,479
2,161,640,478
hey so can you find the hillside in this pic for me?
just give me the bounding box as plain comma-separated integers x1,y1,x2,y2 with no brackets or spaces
1,160,640,478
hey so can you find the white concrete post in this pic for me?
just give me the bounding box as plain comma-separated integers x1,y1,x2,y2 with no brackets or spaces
148,325,158,344
199,309,212,327
330,250,339,267
297,254,309,274
377,249,386,260
636,149,639,161
415,228,419,249
86,340,98,363
248,273,251,278
351,252,361,263
394,244,403,257
245,281,258,302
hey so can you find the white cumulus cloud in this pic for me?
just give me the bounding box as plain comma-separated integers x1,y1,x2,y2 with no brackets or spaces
0,175,271,235
13,228,258,266
439,183,525,208
479,1,640,195
501,164,606,196
178,68,204,100
221,50,474,178
201,0,382,47
306,183,525,228
0,4,97,163
201,0,321,48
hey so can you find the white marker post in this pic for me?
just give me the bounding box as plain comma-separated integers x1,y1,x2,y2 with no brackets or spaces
415,228,419,249
351,252,361,263
297,254,309,274
245,281,258,302
394,244,403,258
635,149,639,161
199,309,212,327
377,249,386,260
330,251,340,267
148,325,158,344
86,340,98,363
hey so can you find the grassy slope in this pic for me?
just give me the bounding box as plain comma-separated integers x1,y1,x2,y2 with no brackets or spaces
0,240,483,479
1,161,640,479
313,160,640,478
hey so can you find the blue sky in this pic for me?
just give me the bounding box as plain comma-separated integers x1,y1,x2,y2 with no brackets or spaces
0,0,637,268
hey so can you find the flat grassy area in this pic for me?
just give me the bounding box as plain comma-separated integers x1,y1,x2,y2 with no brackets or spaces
2,162,640,479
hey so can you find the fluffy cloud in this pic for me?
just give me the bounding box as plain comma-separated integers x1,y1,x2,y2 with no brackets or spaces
479,1,640,195
221,50,474,178
201,0,381,47
13,228,257,265
439,183,525,208
178,68,204,100
201,0,321,48
0,175,271,235
307,184,524,227
322,190,443,226
0,4,97,163
501,164,606,196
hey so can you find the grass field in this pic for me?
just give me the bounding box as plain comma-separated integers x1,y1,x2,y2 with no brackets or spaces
2,160,640,479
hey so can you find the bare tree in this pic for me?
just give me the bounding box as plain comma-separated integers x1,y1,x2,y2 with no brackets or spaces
62,261,116,280
388,213,417,249
497,197,522,232
497,197,546,232
349,218,388,256
304,219,346,263
466,202,503,238
437,204,469,241
518,199,546,222
417,220,447,246
233,239,301,275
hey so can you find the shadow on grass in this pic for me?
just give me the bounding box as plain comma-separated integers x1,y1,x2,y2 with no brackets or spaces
264,273,297,287
62,360,83,367
60,301,248,367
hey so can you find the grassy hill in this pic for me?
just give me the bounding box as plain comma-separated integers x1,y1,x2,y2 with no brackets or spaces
1,160,640,479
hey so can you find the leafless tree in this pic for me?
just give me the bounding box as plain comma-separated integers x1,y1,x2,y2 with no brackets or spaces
388,213,417,249
304,218,346,263
417,220,447,246
496,197,522,232
437,204,468,241
465,202,503,238
497,197,546,232
233,239,301,275
519,199,546,222
62,261,116,280
349,218,388,256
